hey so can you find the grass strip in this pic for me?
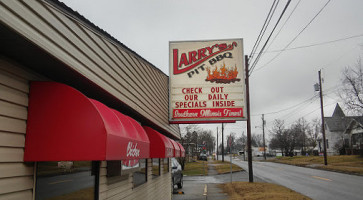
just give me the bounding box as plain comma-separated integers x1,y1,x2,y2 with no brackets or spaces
269,155,363,175
219,182,311,200
212,160,243,174
183,160,208,176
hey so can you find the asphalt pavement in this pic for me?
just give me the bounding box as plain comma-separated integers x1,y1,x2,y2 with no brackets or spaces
229,155,363,200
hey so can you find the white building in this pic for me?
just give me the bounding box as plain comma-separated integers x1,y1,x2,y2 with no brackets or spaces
324,104,363,155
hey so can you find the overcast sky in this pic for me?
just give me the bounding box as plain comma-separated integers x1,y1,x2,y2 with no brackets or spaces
60,0,363,143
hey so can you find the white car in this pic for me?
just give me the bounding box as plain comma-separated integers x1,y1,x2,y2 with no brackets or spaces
171,158,183,189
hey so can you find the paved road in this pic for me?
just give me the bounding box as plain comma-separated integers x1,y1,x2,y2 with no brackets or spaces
228,156,363,200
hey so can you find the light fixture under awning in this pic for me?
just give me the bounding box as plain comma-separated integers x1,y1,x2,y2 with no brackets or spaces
24,82,149,161
143,126,173,158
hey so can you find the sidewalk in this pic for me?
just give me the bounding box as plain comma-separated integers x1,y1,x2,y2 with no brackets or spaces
173,158,262,200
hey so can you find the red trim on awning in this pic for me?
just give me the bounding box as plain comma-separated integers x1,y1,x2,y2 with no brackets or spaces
24,82,149,161
143,126,173,158
169,120,236,124
169,139,181,157
176,142,185,157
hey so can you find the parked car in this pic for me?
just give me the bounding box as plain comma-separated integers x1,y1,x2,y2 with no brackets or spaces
171,158,183,189
199,153,207,161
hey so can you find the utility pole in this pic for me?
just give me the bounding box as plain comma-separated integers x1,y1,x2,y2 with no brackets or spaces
216,127,218,160
318,70,328,165
222,123,224,162
245,55,253,182
262,114,266,160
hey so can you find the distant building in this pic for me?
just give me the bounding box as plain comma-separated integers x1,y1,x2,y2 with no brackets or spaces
343,118,363,154
324,104,363,155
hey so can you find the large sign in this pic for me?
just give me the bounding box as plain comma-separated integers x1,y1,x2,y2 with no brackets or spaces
169,39,247,123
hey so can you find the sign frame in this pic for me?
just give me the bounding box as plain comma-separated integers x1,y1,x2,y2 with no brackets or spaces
169,38,247,124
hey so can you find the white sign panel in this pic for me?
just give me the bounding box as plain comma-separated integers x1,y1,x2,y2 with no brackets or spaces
169,39,246,123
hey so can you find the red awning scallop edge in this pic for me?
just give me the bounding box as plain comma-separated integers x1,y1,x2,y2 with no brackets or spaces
176,142,185,157
24,82,149,161
143,126,173,158
169,139,181,157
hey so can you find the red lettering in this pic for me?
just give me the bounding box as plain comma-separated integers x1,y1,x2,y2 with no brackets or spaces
206,46,214,55
212,101,235,107
173,42,237,75
184,95,198,101
198,48,206,60
211,87,224,93
188,51,197,64
178,53,189,68
218,43,227,50
181,88,202,94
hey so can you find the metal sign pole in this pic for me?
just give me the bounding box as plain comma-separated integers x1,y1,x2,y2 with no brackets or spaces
245,55,254,182
222,123,224,162
216,127,218,160
262,114,266,160
230,156,233,183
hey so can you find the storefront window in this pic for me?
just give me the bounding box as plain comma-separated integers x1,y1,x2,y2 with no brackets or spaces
152,158,160,178
133,159,147,187
107,161,121,177
36,161,98,200
106,161,129,184
162,158,169,174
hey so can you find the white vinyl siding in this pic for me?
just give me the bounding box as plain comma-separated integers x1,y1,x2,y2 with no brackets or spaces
0,57,46,199
99,159,171,200
0,0,179,138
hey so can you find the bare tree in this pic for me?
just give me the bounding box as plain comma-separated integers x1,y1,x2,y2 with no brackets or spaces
235,134,247,152
181,125,215,154
251,133,264,147
270,119,312,156
307,118,321,151
198,130,215,153
269,119,287,156
339,58,363,115
290,118,309,154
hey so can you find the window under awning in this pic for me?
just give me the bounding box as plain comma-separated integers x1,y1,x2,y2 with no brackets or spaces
24,81,150,161
143,126,174,158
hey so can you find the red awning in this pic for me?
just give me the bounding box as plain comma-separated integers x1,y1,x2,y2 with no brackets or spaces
169,139,181,157
24,82,149,161
176,142,185,157
143,126,173,158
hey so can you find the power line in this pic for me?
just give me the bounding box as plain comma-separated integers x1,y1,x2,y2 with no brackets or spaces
278,95,319,121
264,0,302,55
249,0,292,75
254,0,332,73
249,0,280,63
283,101,336,127
322,45,360,68
252,94,318,116
260,33,363,54
258,87,340,126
